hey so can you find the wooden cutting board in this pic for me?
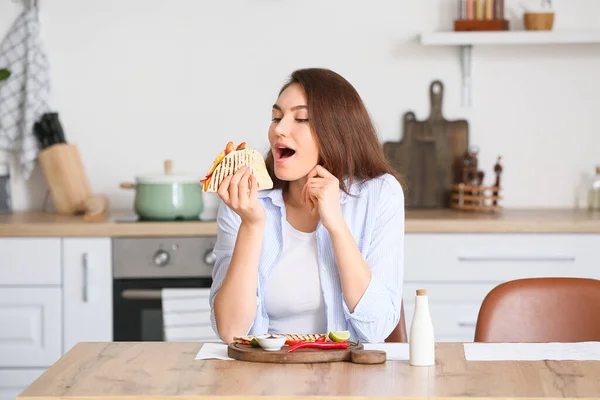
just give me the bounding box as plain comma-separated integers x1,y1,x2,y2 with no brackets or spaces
227,343,385,364
383,80,469,208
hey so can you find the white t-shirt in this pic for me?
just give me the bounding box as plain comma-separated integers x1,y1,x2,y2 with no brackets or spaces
264,219,327,334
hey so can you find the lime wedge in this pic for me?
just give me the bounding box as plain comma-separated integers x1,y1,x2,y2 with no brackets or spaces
328,330,350,342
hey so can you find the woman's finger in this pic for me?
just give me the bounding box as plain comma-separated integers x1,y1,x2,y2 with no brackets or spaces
305,185,319,203
238,168,251,204
308,182,327,189
306,165,319,180
307,192,318,212
306,177,327,184
315,165,336,178
249,174,258,201
229,167,246,203
217,175,232,202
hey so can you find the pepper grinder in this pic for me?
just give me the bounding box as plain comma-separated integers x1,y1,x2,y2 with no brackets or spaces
493,156,503,206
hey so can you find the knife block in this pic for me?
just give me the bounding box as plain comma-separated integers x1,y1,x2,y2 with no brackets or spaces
38,143,92,215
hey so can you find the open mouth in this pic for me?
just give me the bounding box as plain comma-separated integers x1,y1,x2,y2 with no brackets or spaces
276,145,296,162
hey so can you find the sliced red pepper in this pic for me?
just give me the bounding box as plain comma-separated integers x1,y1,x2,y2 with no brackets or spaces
236,141,246,150
285,339,303,346
225,141,235,155
316,336,327,343
199,177,210,191
287,341,349,353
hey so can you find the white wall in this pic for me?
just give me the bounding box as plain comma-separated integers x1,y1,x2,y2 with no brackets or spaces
1,0,599,217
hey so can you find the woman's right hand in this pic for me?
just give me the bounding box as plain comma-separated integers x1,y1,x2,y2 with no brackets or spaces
217,166,266,226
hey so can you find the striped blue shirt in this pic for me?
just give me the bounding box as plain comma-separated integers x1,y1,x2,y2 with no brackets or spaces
209,173,405,343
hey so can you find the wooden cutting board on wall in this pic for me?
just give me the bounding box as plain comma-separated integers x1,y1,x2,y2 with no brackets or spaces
384,80,469,208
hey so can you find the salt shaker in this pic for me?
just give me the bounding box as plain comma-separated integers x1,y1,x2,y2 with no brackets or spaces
409,289,435,366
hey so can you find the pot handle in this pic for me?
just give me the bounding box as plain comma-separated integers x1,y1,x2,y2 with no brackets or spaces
120,182,136,189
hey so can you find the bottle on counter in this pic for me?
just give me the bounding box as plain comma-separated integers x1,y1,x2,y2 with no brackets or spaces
0,160,11,213
588,165,600,212
409,289,435,367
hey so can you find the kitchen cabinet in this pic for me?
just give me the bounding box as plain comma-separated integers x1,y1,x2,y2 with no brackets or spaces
0,238,61,285
0,237,63,399
62,238,113,353
403,282,496,343
0,237,112,399
402,233,600,343
0,288,62,367
0,370,45,400
1,229,600,395
0,238,62,369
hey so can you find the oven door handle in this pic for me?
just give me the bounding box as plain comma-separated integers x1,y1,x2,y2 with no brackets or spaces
121,289,163,300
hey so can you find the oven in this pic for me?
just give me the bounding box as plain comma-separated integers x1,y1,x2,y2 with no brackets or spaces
112,237,217,341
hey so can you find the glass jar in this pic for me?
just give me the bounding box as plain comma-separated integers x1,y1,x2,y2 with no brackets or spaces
588,165,600,212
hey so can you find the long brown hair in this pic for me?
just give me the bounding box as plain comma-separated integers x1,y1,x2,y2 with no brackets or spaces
264,68,403,195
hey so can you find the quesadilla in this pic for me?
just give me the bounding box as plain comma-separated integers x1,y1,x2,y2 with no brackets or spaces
200,141,273,193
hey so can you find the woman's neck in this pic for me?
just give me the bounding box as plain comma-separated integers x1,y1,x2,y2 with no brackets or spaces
283,177,307,209
283,177,320,233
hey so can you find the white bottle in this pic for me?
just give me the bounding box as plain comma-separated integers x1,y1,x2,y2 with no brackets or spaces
409,289,435,366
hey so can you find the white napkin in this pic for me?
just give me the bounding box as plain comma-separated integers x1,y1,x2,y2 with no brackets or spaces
464,342,600,361
195,343,234,361
363,343,409,360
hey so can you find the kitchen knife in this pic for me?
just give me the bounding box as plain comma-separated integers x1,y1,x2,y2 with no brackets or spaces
40,113,56,144
34,120,50,149
44,112,67,144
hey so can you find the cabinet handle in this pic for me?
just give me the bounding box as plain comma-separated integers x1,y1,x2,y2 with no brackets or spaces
458,322,476,328
457,256,575,263
82,252,89,303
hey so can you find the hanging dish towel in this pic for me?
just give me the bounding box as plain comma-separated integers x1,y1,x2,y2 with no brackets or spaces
161,288,221,342
0,6,50,180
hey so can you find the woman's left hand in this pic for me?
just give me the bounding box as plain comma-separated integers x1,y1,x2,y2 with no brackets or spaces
301,165,344,232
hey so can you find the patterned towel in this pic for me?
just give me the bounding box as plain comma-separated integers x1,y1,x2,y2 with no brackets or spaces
0,6,50,180
161,288,221,342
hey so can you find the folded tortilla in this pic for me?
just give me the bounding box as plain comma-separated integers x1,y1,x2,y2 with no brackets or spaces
202,146,273,193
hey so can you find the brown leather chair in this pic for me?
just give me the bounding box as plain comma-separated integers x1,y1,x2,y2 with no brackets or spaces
474,277,600,343
385,302,408,342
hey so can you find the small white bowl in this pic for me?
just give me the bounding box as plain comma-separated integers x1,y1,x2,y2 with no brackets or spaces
256,334,286,351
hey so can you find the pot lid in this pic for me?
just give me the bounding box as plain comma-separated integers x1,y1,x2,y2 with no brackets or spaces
135,160,201,184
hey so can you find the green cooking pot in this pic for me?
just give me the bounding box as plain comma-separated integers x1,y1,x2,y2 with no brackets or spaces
120,160,203,221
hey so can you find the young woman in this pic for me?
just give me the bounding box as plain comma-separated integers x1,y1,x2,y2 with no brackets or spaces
209,68,405,344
